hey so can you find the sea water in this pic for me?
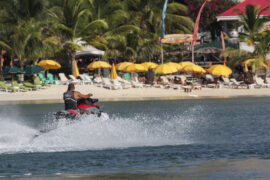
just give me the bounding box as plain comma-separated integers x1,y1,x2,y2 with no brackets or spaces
0,97,270,179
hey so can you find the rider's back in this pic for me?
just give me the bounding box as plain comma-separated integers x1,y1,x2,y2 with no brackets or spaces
63,91,77,110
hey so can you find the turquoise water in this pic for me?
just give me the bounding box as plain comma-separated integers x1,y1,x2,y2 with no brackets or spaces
0,98,270,179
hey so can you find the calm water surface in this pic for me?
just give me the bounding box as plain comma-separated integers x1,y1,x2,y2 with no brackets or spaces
0,97,270,179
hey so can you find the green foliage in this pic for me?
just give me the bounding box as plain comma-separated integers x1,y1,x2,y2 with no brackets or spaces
223,5,270,73
0,0,195,72
234,5,270,44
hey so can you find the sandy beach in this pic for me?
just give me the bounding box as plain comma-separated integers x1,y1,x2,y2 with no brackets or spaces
0,84,269,103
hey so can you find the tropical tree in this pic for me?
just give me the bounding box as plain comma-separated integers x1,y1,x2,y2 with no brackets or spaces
0,0,56,67
109,0,194,62
234,4,270,45
49,0,109,74
223,5,270,75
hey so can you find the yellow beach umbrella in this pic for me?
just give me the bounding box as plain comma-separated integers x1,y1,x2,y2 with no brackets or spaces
166,62,182,71
141,62,158,71
110,64,118,79
179,61,195,71
242,59,255,72
124,64,146,73
73,61,80,77
87,61,111,70
242,59,267,72
38,60,61,70
207,64,232,77
182,64,206,74
266,60,270,71
154,64,178,74
116,62,133,71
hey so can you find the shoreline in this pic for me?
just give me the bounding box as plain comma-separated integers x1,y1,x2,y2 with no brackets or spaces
0,94,270,105
0,84,270,104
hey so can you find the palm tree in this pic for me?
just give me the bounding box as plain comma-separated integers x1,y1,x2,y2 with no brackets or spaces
234,4,270,45
223,5,270,71
0,0,56,67
50,0,108,74
0,19,59,69
119,0,194,62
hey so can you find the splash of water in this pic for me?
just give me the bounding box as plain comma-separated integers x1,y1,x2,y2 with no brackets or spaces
0,107,204,154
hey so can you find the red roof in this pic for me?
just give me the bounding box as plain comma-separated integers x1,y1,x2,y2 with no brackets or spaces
217,0,270,18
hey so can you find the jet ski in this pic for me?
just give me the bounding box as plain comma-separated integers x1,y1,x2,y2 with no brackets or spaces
32,98,104,138
54,98,103,120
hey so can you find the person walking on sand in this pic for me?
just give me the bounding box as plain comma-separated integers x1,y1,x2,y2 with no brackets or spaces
63,83,92,114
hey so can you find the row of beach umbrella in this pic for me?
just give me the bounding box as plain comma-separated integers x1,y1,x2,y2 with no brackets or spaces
0,59,233,80
0,59,61,75
87,60,233,78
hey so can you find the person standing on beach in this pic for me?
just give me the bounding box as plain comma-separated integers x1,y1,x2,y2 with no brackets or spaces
63,83,92,113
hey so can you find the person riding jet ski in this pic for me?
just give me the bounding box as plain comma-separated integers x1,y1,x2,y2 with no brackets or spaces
63,83,92,115
54,83,102,120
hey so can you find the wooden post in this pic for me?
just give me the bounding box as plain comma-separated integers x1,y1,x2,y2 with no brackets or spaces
192,45,194,63
161,42,164,64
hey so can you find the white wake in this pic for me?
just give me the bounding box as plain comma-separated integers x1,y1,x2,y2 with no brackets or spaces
0,109,201,154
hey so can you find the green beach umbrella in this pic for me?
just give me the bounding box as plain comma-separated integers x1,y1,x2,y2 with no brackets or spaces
2,66,25,74
2,66,25,81
24,65,45,75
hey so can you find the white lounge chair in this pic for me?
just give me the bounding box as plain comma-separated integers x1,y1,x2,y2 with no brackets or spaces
160,76,172,89
93,77,102,84
153,82,164,88
80,74,93,85
102,78,122,90
116,77,132,89
221,77,233,87
179,75,187,84
131,80,143,88
255,77,270,88
266,77,270,84
69,75,82,84
230,78,247,89
205,74,217,88
58,73,70,85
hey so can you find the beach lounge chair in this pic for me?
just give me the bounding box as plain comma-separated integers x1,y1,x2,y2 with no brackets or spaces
93,77,102,84
80,74,93,85
0,81,20,92
39,73,50,84
12,81,31,92
116,77,132,89
160,76,172,88
266,77,270,84
221,77,233,87
230,78,247,89
47,73,57,84
69,75,82,84
34,76,49,88
58,73,70,85
205,74,218,88
131,80,143,88
255,77,270,88
102,78,122,90
153,82,164,88
23,81,40,90
179,75,189,86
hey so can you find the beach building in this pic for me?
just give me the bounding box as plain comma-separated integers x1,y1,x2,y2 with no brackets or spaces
216,0,270,53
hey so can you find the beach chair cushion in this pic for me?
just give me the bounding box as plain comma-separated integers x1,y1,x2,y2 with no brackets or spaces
47,73,56,84
0,81,19,92
39,73,49,83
